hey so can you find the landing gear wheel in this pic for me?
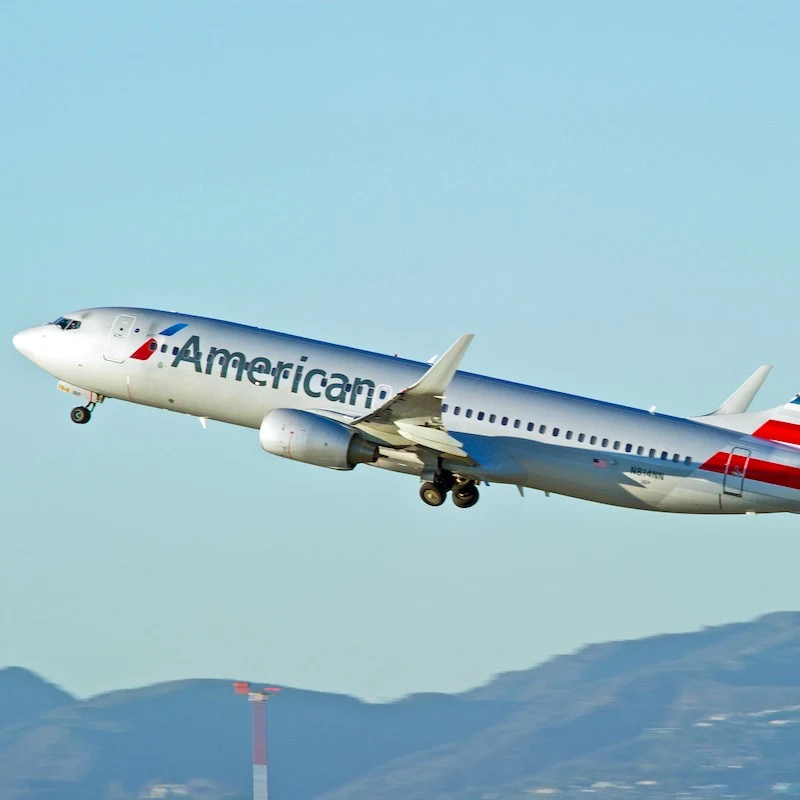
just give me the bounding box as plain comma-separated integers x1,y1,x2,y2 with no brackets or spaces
420,482,446,507
70,406,91,425
452,484,479,509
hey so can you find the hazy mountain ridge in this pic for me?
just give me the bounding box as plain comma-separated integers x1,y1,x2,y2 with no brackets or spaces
0,673,519,800
4,613,800,799
0,667,74,732
320,613,800,800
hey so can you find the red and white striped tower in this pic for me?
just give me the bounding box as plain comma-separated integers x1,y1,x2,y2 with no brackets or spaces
234,682,282,800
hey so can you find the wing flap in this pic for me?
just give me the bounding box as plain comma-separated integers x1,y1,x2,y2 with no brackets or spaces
395,420,468,457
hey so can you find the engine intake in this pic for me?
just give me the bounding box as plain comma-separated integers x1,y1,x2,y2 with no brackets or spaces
259,409,378,470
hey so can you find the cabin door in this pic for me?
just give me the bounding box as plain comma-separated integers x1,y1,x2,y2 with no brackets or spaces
723,447,750,497
104,315,136,363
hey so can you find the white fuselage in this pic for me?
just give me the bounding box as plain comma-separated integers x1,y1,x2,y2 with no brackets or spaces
13,307,800,515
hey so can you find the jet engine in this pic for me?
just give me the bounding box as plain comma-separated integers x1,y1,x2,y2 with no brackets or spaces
259,409,378,470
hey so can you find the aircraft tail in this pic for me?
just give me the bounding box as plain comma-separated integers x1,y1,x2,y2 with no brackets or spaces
698,394,800,446
749,396,800,446
692,366,800,446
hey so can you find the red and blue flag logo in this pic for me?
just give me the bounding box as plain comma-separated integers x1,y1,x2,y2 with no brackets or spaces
129,323,188,361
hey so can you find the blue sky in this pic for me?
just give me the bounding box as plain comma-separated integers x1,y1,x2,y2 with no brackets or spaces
2,2,800,701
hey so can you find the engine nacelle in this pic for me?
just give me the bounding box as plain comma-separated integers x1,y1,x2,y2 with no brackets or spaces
259,409,378,470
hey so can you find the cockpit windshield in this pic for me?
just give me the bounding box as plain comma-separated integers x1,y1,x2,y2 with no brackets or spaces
51,317,82,330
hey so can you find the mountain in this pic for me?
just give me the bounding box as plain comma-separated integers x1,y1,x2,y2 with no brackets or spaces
322,611,800,800
0,674,517,800
4,613,800,799
0,667,74,729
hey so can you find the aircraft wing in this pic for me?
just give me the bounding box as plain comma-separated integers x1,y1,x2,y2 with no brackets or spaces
353,334,474,458
704,364,772,415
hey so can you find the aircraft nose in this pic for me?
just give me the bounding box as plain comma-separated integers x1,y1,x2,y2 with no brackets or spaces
12,327,40,360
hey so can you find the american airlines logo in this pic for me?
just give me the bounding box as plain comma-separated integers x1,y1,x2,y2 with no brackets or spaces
166,333,379,408
129,322,189,360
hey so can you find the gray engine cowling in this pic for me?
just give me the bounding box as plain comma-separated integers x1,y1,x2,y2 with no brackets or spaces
259,409,378,470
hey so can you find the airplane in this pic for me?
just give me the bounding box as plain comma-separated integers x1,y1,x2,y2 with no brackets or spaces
11,306,800,514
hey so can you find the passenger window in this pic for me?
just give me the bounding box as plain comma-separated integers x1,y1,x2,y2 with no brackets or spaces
454,406,461,415
613,441,621,450
539,425,547,434
553,428,560,437
160,344,167,353
478,411,485,421
673,453,680,462
590,435,597,445
345,383,352,392
684,456,692,465
578,433,585,442
527,422,534,432
172,346,179,355
489,414,496,423
566,431,573,440
649,448,656,458
637,446,644,456
661,451,668,460
514,419,521,429
466,409,473,418
379,390,388,400
602,438,609,448
625,443,632,453
442,404,449,413
501,416,508,426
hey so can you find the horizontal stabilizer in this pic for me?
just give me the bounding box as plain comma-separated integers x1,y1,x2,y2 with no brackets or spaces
708,365,772,415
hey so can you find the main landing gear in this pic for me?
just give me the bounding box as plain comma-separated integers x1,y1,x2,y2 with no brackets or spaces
419,472,480,509
452,482,480,509
70,401,97,425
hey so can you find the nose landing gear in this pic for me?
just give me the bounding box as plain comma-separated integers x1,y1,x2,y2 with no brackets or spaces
70,401,97,425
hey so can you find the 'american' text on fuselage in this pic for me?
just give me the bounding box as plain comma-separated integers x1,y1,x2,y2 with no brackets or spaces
171,334,378,408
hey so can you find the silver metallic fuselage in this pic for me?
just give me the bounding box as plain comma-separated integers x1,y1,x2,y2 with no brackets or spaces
14,307,800,515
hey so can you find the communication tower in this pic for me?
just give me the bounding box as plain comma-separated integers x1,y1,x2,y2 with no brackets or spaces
233,681,281,800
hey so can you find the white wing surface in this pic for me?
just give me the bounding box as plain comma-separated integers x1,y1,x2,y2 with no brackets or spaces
353,333,474,457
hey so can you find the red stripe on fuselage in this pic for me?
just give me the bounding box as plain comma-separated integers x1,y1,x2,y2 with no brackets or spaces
701,452,800,493
752,419,800,446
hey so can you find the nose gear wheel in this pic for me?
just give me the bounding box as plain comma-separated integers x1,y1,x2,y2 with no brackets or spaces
70,404,95,424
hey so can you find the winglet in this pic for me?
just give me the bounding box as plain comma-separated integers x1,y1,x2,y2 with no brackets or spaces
708,365,773,415
406,334,474,397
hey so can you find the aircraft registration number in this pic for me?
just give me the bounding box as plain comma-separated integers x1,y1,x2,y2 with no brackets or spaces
629,466,664,481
